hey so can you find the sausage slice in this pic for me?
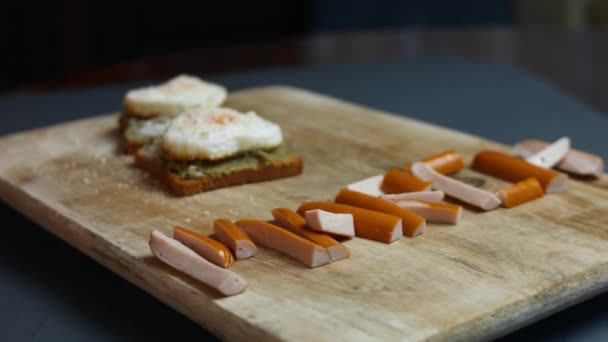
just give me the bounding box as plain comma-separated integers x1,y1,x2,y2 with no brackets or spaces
236,220,331,268
149,230,247,296
305,209,355,237
213,219,257,260
412,162,501,210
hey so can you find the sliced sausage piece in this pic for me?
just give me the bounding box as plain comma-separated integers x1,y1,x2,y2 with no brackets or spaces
213,219,257,260
271,208,350,262
381,190,444,203
514,139,604,178
525,137,570,168
472,150,567,193
497,177,544,208
305,209,355,237
235,220,331,268
393,200,462,224
297,202,403,243
345,174,385,196
404,149,465,175
149,230,247,296
381,169,432,193
173,226,234,268
411,162,501,210
334,188,426,237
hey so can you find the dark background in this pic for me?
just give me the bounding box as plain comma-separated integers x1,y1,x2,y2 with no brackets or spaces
4,0,608,93
0,0,542,92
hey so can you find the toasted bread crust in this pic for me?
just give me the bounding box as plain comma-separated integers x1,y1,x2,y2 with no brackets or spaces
134,149,303,196
120,135,145,154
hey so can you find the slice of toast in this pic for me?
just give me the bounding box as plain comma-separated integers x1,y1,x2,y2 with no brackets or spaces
135,148,303,196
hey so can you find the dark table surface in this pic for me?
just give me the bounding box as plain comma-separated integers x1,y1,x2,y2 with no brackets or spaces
1,56,607,341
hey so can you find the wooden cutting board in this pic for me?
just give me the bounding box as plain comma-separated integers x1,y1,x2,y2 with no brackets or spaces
0,86,607,341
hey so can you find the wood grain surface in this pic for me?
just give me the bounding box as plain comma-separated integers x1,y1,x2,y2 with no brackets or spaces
0,86,607,341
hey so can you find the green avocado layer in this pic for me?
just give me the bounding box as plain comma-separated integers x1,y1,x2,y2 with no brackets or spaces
163,143,295,179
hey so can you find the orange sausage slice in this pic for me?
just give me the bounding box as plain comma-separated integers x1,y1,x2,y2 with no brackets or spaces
235,220,331,268
404,149,465,175
497,177,544,208
173,226,234,268
149,230,247,296
304,209,355,237
381,169,432,193
393,200,462,224
472,150,567,193
346,174,385,196
214,218,257,260
514,139,604,178
381,190,445,203
525,137,570,168
411,162,501,211
297,202,403,243
334,188,426,238
271,208,350,262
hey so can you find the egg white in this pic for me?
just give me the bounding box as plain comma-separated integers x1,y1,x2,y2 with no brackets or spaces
124,75,227,118
162,108,283,160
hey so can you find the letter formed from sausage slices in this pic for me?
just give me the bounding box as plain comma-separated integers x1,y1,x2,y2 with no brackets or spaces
334,188,426,238
235,220,331,268
391,200,462,225
513,139,604,178
403,149,465,175
270,208,350,262
525,137,570,169
380,169,432,194
411,162,501,211
497,177,544,208
297,202,403,243
149,230,247,296
471,150,567,193
305,209,355,237
345,174,385,197
213,218,257,260
173,226,234,268
381,190,445,203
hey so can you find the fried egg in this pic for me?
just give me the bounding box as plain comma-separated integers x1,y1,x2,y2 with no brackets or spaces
162,108,283,160
124,75,227,118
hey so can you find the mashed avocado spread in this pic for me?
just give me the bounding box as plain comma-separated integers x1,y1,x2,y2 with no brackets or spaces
161,143,294,180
